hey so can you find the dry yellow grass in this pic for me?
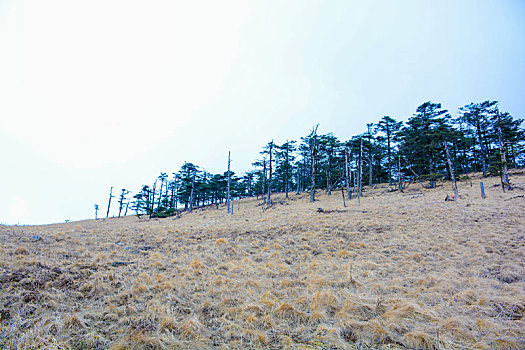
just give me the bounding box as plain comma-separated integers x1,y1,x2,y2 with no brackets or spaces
1,171,524,349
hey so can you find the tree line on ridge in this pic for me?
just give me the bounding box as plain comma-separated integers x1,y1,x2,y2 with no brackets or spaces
101,101,524,219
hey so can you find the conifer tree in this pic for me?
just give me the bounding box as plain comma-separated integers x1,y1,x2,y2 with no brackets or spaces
303,125,319,202
458,101,497,177
265,141,275,206
491,109,512,191
276,140,296,199
400,102,448,188
376,116,403,186
118,189,130,218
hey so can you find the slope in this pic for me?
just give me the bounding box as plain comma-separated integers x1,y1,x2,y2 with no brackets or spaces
1,172,524,349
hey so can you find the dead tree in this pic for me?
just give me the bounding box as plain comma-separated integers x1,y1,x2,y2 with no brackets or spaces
106,187,114,218
359,138,363,198
340,173,347,207
353,169,358,198
495,113,512,191
267,141,274,206
94,204,99,220
227,151,231,213
262,158,267,203
367,123,374,188
310,125,319,202
284,140,291,199
172,173,179,215
150,180,157,218
345,147,352,200
443,142,459,200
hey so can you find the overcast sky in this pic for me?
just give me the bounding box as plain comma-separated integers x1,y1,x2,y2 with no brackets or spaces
1,0,524,225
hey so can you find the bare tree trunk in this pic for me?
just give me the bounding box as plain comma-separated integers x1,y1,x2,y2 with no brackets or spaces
227,151,231,213
118,189,129,218
444,142,459,200
341,180,346,207
327,155,332,196
369,152,373,188
496,115,511,191
106,186,114,218
367,123,373,188
387,123,392,186
310,126,318,202
174,180,179,215
359,138,363,197
310,148,316,202
326,144,333,196
150,180,156,218
345,148,351,200
285,140,289,199
202,171,207,207
189,173,195,213
398,153,403,192
262,159,266,203
268,141,273,206
353,170,357,197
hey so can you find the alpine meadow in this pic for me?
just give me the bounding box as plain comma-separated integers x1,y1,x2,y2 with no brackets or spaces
2,100,525,349
1,1,525,349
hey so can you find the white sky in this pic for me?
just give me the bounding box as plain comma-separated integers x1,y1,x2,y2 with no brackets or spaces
1,0,524,224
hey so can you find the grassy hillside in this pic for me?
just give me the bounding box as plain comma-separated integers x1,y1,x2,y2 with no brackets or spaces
1,172,524,349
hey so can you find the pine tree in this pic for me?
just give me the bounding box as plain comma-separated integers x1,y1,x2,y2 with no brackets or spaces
276,140,296,199
400,102,448,188
301,125,319,202
318,133,340,196
118,189,130,218
376,116,403,186
458,101,497,177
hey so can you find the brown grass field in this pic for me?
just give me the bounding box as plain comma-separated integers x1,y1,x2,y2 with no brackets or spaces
1,172,525,349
